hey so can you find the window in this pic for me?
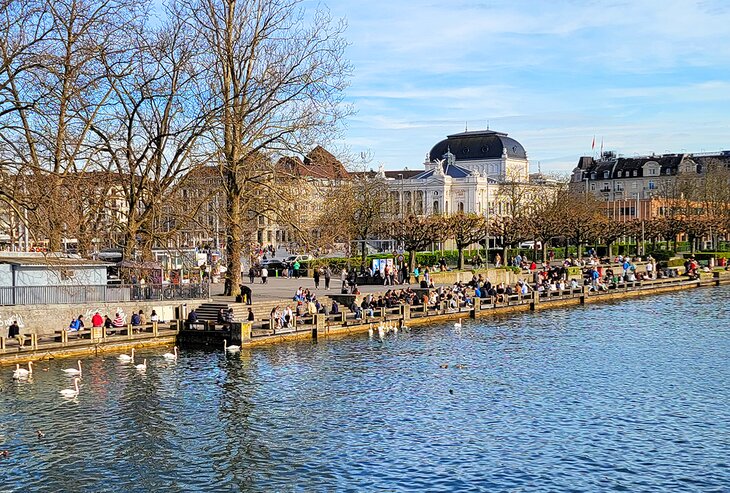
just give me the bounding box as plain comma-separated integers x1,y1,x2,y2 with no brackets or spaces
617,171,622,178
600,182,609,192
648,181,656,190
433,201,439,214
591,183,597,191
615,182,624,191
632,182,637,189
632,170,637,177
603,171,610,179
458,202,464,213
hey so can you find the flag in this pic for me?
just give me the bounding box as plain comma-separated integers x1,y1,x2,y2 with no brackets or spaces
591,136,595,150
600,137,604,155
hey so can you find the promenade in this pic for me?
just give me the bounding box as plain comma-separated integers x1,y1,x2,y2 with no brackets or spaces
4,269,728,366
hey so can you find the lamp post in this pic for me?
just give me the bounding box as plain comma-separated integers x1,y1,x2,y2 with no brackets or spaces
398,173,403,218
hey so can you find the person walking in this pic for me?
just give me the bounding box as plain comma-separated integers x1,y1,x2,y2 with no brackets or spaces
261,266,268,284
248,266,255,283
341,268,348,291
324,266,332,290
313,267,321,289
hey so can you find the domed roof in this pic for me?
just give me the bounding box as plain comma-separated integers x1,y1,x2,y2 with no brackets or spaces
428,130,527,162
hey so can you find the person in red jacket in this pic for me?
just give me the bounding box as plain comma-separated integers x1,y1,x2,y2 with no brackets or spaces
91,312,103,327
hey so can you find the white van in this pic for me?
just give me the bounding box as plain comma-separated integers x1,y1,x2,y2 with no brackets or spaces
519,241,542,250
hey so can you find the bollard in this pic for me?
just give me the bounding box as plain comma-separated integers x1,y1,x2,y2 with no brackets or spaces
315,314,325,333
401,304,411,321
580,286,586,305
61,329,68,345
714,271,721,287
530,290,539,311
31,333,38,350
127,324,133,340
0,336,5,352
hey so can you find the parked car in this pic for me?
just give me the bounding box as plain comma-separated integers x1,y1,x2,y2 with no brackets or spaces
260,259,289,272
284,254,312,264
518,241,542,250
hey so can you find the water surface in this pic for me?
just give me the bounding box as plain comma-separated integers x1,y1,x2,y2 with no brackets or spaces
1,288,729,492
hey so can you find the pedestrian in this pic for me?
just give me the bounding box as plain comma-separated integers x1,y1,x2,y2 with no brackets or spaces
324,266,331,290
341,268,348,290
495,253,502,267
313,267,321,289
241,284,253,305
293,260,301,279
247,308,255,322
261,266,268,284
248,266,255,283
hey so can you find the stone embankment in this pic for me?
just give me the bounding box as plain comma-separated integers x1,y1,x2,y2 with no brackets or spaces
2,270,728,366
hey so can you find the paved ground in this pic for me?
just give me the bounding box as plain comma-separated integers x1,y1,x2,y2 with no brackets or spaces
209,275,420,303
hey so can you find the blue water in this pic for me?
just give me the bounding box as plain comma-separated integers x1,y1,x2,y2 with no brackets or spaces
1,287,730,492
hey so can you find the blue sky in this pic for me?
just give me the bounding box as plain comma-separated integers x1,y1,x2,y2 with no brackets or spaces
315,0,730,173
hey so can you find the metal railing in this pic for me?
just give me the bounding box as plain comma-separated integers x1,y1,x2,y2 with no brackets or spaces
0,283,209,306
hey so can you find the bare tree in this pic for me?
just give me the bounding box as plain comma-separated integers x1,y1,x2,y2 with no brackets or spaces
179,0,351,295
387,215,444,272
443,212,488,270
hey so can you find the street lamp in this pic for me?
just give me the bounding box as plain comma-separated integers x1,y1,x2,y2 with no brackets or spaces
398,173,403,218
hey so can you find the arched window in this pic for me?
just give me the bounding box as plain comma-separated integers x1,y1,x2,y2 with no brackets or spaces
403,191,412,214
433,200,439,214
458,202,465,213
416,191,424,214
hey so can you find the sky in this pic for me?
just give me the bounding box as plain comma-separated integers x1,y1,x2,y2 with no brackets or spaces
313,0,730,173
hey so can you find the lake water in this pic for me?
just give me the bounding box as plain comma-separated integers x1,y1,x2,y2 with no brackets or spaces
2,287,730,492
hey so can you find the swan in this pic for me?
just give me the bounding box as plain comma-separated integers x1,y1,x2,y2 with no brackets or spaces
454,318,462,329
62,360,82,376
377,324,385,339
12,361,32,379
118,348,135,362
224,339,240,353
368,325,373,338
162,346,178,360
135,359,147,371
59,378,80,398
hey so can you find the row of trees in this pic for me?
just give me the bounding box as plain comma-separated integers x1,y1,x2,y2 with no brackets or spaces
0,0,351,295
319,167,730,272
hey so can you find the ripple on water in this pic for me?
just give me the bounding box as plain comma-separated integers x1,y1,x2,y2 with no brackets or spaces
1,288,730,491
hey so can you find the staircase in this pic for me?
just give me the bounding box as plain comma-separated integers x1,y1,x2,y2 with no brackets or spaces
194,294,342,323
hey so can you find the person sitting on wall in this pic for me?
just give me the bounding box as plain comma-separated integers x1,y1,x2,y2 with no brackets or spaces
92,312,103,328
68,316,82,332
112,312,124,328
131,311,141,326
188,309,199,323
8,320,24,347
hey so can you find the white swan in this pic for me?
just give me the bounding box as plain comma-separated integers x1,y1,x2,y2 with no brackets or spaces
224,339,240,353
454,318,462,329
118,348,135,362
162,346,178,360
135,359,147,371
368,325,373,338
12,361,32,379
59,378,80,398
62,360,82,376
377,324,385,339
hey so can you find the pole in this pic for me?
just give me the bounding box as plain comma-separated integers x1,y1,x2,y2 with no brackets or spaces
485,177,490,264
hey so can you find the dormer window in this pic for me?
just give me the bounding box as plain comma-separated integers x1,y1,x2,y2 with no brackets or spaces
632,170,637,177
603,171,610,179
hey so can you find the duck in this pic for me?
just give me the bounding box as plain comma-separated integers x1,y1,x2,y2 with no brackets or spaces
439,363,449,369
118,348,135,362
0,450,8,458
62,360,82,376
224,339,240,353
162,346,178,360
37,429,45,439
12,361,32,379
135,359,147,371
454,364,466,369
59,378,80,398
454,318,462,329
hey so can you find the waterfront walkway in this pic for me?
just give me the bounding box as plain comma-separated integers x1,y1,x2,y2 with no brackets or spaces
3,271,728,365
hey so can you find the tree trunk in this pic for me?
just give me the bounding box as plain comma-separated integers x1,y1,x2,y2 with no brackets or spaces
457,245,465,270
408,250,417,272
224,171,242,297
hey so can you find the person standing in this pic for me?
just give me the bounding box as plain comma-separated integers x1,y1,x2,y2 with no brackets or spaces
293,260,301,279
241,284,253,305
324,266,332,290
341,268,348,291
261,266,268,284
313,267,321,289
495,253,502,267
